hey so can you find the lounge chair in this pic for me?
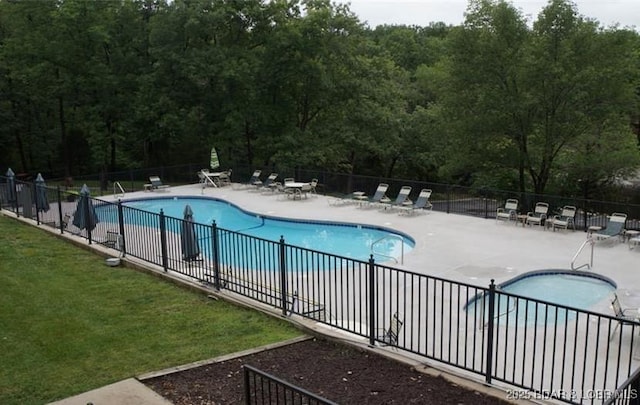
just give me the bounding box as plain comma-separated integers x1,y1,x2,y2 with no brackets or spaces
256,173,278,192
328,191,367,206
309,178,318,195
399,189,432,215
496,198,519,223
217,169,232,186
102,230,123,250
525,202,549,227
381,186,412,211
610,293,639,341
234,170,261,190
546,206,576,231
376,312,404,346
593,213,627,243
49,212,72,231
361,183,390,208
145,176,170,191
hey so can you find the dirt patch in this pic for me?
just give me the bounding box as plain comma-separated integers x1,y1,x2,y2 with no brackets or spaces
143,337,513,404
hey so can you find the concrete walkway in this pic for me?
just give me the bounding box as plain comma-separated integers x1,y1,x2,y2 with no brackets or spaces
47,378,172,405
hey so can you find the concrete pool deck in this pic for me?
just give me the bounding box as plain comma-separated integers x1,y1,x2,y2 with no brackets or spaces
18,182,640,404
100,183,640,310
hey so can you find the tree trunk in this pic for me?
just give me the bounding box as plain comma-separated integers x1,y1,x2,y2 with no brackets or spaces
11,101,28,172
58,95,70,177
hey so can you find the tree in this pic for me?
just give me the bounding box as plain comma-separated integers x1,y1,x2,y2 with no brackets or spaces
439,0,531,189
525,0,639,195
437,0,640,194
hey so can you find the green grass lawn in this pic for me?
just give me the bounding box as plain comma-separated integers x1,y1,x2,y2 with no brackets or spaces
0,215,302,405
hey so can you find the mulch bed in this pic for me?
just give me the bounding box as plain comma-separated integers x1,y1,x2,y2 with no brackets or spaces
143,337,512,404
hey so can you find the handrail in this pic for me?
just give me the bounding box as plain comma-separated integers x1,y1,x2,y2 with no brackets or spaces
370,234,405,264
571,234,595,270
475,292,517,330
113,181,125,198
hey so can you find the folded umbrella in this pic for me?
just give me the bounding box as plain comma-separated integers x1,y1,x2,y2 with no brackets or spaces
35,173,50,212
72,184,99,232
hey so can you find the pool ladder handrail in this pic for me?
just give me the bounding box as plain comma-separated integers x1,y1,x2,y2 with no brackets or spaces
571,234,595,270
476,291,517,330
113,181,125,198
371,234,405,264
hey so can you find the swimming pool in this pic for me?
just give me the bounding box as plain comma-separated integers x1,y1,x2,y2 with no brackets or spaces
97,196,414,263
467,270,617,325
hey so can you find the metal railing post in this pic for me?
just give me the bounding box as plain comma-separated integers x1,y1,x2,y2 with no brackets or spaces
57,187,64,234
159,209,168,272
34,181,40,225
243,365,251,405
86,194,93,245
483,189,489,219
211,221,221,290
117,200,126,257
368,255,376,347
279,236,288,317
485,279,496,384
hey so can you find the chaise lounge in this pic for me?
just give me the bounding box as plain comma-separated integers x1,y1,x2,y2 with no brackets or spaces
145,176,170,191
593,213,627,243
496,198,519,224
525,202,549,228
546,205,577,231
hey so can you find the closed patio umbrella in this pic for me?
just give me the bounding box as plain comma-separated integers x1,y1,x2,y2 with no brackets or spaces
35,173,50,212
210,147,220,170
181,204,200,262
5,168,16,203
72,184,99,232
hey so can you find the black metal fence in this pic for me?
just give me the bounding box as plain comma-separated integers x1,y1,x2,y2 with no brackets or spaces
2,163,640,230
2,172,640,404
243,365,337,405
605,367,640,405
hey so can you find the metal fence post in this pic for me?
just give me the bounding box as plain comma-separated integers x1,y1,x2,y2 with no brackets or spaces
485,279,496,384
57,187,64,234
117,200,126,257
279,236,288,317
482,188,489,219
159,209,168,272
243,365,251,405
368,255,376,347
211,221,221,290
86,194,93,245
34,180,40,225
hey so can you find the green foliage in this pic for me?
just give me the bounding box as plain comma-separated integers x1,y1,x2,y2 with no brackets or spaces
0,216,300,404
434,0,640,194
0,0,638,197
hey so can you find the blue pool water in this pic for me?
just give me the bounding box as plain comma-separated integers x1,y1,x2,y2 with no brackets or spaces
467,270,616,325
98,197,414,263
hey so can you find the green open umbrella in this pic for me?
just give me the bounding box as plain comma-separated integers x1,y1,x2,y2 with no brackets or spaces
210,147,220,170
35,173,50,213
181,204,200,261
72,184,99,232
